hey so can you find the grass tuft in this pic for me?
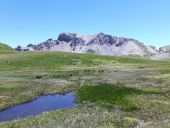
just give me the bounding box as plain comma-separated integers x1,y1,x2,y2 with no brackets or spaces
77,84,163,111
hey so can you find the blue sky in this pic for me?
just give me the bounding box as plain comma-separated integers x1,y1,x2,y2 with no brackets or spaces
0,0,170,48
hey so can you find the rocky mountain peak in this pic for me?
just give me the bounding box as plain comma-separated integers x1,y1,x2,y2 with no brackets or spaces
159,45,170,53
16,32,160,56
58,33,78,42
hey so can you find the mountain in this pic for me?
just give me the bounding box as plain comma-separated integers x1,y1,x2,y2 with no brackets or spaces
0,43,14,51
150,45,170,60
159,45,170,53
16,33,158,56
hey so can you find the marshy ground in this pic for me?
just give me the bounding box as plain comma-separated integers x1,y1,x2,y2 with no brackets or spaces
0,51,170,128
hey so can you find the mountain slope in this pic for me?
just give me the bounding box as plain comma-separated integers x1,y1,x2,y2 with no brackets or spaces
150,45,170,60
0,43,14,51
16,33,158,56
159,45,170,53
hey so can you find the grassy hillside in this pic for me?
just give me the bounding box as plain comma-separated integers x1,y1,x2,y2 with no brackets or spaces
0,51,170,128
0,43,14,51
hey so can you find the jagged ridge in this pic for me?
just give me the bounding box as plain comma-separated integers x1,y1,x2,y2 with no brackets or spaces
16,32,158,56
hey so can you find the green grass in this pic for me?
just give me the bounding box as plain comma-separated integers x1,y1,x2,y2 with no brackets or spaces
0,51,170,72
0,104,124,128
0,43,14,51
0,51,170,127
77,84,163,111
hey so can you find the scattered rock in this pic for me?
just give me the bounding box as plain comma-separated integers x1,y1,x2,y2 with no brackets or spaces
115,108,124,113
56,79,69,84
0,96,10,99
63,88,72,93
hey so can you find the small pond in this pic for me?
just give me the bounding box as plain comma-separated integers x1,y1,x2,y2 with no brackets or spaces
0,92,77,123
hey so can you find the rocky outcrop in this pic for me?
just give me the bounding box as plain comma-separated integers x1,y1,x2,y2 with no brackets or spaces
159,45,170,53
16,32,159,56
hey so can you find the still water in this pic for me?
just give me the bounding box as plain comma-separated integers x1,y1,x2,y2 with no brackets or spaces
0,93,77,123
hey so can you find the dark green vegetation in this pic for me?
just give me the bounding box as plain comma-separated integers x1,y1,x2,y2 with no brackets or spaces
77,84,164,111
0,51,170,128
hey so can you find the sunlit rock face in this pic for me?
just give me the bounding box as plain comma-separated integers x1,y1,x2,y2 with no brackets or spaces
16,32,158,56
159,45,170,53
